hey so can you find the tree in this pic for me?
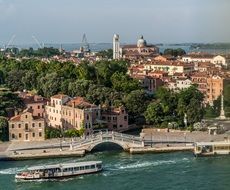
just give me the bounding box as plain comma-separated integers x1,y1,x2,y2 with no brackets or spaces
111,72,140,93
68,79,91,97
96,49,113,59
76,63,96,80
0,70,4,84
0,117,9,141
5,70,25,91
144,102,164,125
22,70,38,90
0,89,24,117
38,72,62,98
123,90,148,118
163,48,186,57
177,86,204,126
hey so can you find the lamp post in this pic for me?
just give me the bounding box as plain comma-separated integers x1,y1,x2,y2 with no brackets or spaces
59,134,63,151
151,132,153,147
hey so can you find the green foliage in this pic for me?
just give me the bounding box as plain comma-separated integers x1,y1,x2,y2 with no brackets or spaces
204,97,220,118
145,86,204,128
0,117,9,141
123,90,149,118
45,127,61,139
163,48,186,57
38,72,63,98
64,128,85,137
111,72,140,93
96,49,113,59
0,89,24,117
19,47,60,58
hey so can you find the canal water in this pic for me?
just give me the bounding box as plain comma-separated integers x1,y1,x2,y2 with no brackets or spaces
0,151,229,190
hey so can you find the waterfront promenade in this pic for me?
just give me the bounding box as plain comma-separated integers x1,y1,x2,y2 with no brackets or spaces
0,130,229,160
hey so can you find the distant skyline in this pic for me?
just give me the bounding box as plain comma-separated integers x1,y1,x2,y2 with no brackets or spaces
0,0,230,45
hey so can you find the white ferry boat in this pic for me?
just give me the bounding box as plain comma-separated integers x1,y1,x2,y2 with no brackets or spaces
194,141,230,157
15,161,102,181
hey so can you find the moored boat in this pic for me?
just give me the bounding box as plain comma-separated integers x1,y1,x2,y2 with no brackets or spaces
194,141,230,157
15,161,102,181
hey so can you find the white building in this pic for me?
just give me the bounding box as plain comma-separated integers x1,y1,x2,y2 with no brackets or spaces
144,61,194,75
182,54,227,67
211,55,226,66
168,78,192,91
113,34,120,60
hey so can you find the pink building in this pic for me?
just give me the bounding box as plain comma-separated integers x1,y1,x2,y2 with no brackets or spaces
61,97,101,135
18,91,48,117
101,106,128,132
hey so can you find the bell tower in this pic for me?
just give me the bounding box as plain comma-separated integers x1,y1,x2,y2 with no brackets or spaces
113,34,120,60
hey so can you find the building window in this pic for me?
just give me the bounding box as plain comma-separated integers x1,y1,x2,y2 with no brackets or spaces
39,123,41,127
33,133,35,137
39,132,42,137
38,105,40,109
113,117,116,121
120,125,123,128
25,115,28,118
19,133,22,138
124,116,127,121
32,123,35,127
25,123,28,130
18,124,21,128
113,125,117,129
87,115,89,120
38,113,41,117
11,124,14,128
12,134,15,139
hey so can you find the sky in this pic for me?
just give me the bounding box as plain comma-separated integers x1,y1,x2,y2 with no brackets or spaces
0,0,230,44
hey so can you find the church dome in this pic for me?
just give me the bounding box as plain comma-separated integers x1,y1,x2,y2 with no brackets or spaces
137,35,147,48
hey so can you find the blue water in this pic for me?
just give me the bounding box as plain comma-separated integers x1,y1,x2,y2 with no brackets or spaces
0,151,229,190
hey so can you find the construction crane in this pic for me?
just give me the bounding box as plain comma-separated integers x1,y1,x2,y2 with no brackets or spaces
81,34,90,53
32,35,44,49
4,34,16,50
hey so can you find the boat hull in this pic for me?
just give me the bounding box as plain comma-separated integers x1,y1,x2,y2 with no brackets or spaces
16,169,103,181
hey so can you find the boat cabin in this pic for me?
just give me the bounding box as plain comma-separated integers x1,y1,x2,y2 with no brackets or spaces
194,141,230,156
16,161,102,180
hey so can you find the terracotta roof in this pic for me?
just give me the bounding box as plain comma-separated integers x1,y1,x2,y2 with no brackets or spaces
51,94,69,99
184,54,214,59
66,97,95,109
10,110,44,122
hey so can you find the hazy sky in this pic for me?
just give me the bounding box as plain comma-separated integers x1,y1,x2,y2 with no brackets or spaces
0,0,230,44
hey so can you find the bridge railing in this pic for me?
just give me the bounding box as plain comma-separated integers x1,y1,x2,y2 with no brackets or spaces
72,131,143,148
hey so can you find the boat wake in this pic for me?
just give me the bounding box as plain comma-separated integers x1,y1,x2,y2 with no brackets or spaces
0,167,26,175
111,157,191,171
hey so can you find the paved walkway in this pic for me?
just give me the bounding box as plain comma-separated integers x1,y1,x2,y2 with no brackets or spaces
142,130,230,143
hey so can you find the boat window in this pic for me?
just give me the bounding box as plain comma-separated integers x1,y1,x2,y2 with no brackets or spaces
74,167,79,171
96,164,102,169
90,165,95,169
63,168,68,172
85,165,90,170
80,166,85,170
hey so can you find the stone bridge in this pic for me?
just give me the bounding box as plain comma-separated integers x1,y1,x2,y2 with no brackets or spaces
71,131,144,152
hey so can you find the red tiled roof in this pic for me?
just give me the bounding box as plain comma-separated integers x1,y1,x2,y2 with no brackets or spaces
66,97,95,109
51,94,69,99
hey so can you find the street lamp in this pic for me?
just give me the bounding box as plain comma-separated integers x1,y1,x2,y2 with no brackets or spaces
59,134,63,151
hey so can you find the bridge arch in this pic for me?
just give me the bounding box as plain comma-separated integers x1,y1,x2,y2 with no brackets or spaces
87,140,128,152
